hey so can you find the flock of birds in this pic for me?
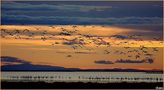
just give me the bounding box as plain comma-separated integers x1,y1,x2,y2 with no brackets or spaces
1,25,163,64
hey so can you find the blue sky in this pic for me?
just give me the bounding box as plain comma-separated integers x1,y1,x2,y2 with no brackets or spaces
1,1,163,25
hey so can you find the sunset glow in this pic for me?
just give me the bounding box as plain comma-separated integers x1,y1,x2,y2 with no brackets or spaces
1,25,163,70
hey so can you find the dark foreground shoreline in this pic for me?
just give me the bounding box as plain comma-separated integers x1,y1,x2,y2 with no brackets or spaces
1,81,163,89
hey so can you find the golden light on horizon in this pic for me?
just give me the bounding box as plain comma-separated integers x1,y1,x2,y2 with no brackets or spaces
1,25,163,70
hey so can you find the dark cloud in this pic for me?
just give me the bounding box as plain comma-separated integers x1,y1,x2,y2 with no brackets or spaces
1,1,163,25
62,38,85,45
2,2,111,12
110,35,129,39
94,58,154,65
94,60,114,64
74,51,96,54
109,24,163,40
2,15,162,25
112,24,163,32
63,41,78,45
1,56,30,64
115,59,154,64
1,56,80,71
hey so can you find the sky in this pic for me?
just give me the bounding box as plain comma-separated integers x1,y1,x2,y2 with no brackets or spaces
0,1,163,71
1,1,163,25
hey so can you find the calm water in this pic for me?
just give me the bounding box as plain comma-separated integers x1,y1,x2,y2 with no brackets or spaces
1,71,163,83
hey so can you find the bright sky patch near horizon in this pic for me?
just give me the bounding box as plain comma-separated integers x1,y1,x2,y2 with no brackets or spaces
1,25,163,70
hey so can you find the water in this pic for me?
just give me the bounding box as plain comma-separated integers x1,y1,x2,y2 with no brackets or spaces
1,71,163,83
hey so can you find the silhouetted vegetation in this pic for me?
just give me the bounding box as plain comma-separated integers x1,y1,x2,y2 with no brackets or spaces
1,81,163,89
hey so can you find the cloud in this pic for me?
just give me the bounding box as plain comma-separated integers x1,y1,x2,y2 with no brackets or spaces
94,60,114,64
1,56,80,71
2,14,162,25
113,24,163,40
74,51,96,54
62,38,85,45
110,35,129,39
94,58,154,65
2,1,111,12
115,59,154,64
1,1,163,25
1,56,30,64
